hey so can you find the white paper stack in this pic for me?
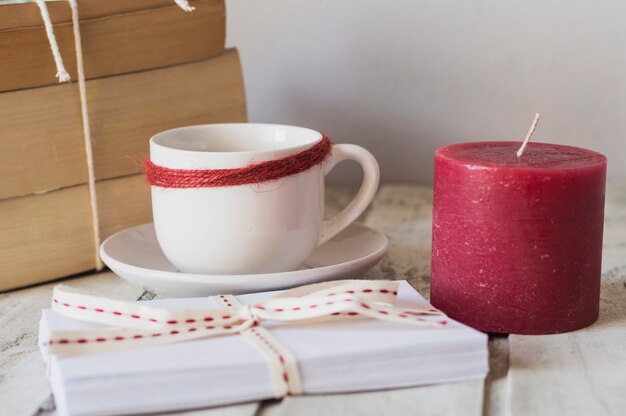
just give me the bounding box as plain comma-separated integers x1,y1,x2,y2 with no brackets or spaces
39,281,488,416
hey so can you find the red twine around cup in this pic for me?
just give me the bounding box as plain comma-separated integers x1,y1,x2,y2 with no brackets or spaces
145,135,333,188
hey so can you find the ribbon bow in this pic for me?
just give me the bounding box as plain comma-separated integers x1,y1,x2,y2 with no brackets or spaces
43,280,448,397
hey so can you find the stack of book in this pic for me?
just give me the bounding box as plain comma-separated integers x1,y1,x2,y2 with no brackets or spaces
0,0,247,291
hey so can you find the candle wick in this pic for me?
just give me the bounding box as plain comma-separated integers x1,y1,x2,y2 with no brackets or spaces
516,113,541,158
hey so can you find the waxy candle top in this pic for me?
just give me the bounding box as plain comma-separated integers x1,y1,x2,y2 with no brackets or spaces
436,141,606,172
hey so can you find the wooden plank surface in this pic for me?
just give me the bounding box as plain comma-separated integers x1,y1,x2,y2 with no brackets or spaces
359,185,435,294
154,403,260,416
483,336,509,416
5,182,624,415
0,272,145,416
507,181,626,416
259,382,483,416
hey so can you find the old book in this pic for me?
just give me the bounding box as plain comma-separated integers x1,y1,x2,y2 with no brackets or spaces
0,49,247,201
0,0,183,29
0,0,225,92
0,174,151,291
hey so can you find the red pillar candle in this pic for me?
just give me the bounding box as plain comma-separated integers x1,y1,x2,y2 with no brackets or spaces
430,142,607,334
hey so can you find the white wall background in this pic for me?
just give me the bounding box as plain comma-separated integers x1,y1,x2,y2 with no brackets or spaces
225,0,626,184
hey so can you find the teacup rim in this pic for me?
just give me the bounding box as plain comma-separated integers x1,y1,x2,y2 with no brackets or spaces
150,123,324,157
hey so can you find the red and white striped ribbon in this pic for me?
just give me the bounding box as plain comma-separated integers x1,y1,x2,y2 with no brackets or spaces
213,294,303,397
43,280,449,397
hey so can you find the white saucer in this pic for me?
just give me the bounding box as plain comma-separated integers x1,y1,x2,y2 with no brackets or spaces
100,223,388,298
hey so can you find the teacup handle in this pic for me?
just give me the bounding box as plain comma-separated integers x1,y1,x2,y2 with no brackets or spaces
319,144,380,245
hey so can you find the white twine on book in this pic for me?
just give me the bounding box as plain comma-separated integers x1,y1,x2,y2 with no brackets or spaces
29,0,197,270
32,0,196,84
41,280,450,398
175,0,196,12
67,0,102,270
34,0,71,82
216,294,303,397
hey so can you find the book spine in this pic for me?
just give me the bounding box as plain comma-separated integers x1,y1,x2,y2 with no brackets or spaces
0,0,225,92
0,174,150,291
0,49,246,201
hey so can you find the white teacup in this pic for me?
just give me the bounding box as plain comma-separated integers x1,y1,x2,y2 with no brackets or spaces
150,123,379,275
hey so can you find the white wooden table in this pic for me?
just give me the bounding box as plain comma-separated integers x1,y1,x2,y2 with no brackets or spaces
2,182,625,416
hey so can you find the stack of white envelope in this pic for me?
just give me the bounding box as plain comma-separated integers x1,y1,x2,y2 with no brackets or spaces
39,281,488,416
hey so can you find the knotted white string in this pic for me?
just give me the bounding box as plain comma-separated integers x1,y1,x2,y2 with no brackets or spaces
67,0,102,269
31,0,196,269
34,0,196,83
34,0,71,82
175,0,196,12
